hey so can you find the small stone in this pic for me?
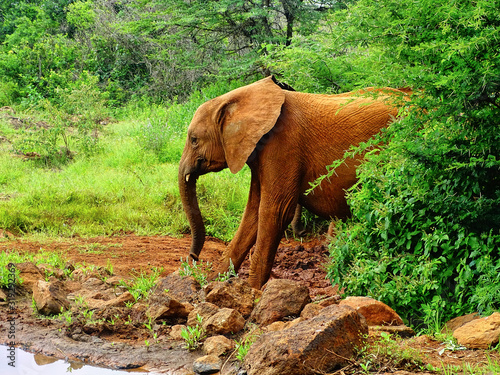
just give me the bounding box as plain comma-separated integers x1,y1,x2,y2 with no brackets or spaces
32,280,70,315
16,262,44,292
203,335,235,357
86,291,135,310
193,354,221,375
203,308,245,335
204,277,261,318
153,271,201,303
300,303,324,320
170,324,186,340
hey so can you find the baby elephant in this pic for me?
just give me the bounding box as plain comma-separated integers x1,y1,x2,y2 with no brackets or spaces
178,76,408,288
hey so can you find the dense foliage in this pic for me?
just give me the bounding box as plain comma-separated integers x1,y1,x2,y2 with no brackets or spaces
1,0,499,325
291,0,499,323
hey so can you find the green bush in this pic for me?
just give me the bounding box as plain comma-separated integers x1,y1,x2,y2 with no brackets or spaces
296,0,500,324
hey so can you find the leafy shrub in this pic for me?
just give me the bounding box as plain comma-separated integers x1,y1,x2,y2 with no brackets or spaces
296,0,500,324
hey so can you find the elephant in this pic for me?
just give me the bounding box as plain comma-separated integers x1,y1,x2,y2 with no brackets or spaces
178,76,408,289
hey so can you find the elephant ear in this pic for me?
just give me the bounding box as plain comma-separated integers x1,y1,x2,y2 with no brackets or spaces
218,76,285,174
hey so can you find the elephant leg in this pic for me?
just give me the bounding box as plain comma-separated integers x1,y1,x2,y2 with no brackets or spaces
248,195,297,289
217,174,260,275
290,204,306,237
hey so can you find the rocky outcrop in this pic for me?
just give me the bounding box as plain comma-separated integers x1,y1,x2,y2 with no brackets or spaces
250,279,311,326
245,304,368,375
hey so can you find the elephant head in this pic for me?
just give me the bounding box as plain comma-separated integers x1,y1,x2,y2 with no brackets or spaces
178,77,286,261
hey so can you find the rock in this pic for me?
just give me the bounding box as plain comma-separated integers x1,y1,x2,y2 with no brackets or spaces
264,321,287,332
147,294,190,321
444,313,481,333
204,277,261,318
453,312,500,349
203,335,235,357
16,262,44,292
204,277,261,315
245,304,368,375
86,291,135,310
188,302,220,327
130,303,148,322
170,324,186,340
154,271,201,303
32,280,70,315
339,296,403,326
250,279,311,326
300,303,325,320
193,354,221,375
204,308,245,335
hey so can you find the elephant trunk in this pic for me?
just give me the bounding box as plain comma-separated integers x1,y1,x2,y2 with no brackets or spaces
178,162,205,261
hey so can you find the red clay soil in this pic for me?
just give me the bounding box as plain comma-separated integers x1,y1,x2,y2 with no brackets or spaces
1,233,499,374
0,233,335,297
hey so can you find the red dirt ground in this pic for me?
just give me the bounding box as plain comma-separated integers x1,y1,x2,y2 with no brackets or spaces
1,233,499,373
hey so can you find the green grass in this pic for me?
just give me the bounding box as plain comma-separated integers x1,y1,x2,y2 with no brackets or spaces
0,80,250,240
0,249,70,287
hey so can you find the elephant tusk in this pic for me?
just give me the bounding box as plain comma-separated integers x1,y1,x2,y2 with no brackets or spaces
185,174,190,183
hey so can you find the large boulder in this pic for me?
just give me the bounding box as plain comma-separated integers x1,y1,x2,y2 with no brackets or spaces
32,280,70,315
245,304,368,375
453,312,500,349
250,279,311,326
204,277,261,318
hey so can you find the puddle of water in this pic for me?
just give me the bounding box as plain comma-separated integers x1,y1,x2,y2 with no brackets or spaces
1,346,147,375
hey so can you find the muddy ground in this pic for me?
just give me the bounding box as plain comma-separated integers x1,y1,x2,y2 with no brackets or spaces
0,233,498,374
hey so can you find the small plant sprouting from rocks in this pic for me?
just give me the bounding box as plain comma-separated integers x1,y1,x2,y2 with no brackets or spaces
121,266,163,301
215,259,237,282
355,332,426,374
181,314,206,351
179,258,212,287
235,334,258,362
179,258,238,286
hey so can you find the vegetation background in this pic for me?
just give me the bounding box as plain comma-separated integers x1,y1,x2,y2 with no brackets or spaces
0,0,498,327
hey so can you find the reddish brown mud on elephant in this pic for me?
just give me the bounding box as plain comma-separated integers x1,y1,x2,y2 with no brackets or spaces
178,76,410,289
